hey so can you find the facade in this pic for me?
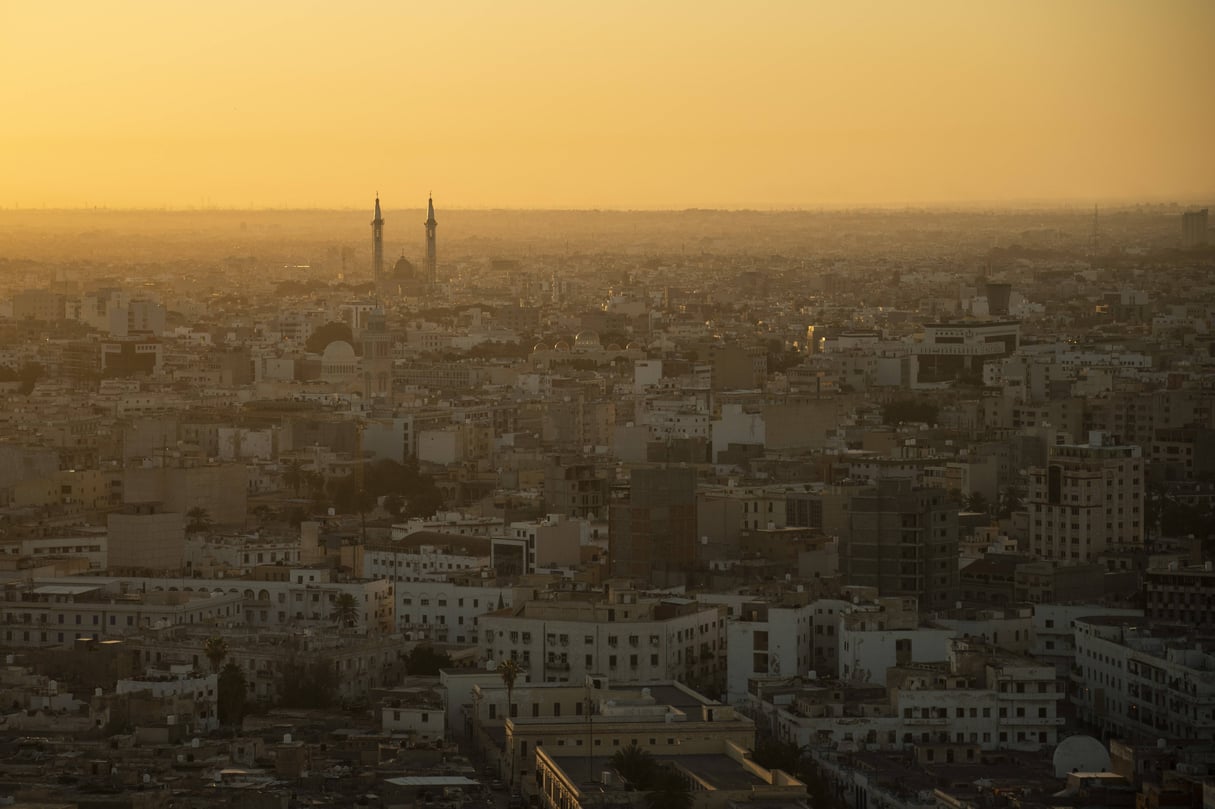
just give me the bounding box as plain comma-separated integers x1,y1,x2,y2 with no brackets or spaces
610,466,698,582
844,479,959,613
1072,616,1215,743
725,599,816,704
1027,434,1145,564
0,583,244,648
1182,208,1209,247
107,503,185,571
1143,563,1215,626
481,587,725,693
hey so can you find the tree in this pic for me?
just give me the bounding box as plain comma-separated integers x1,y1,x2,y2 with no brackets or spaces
404,643,454,675
282,459,304,495
305,321,354,354
965,491,989,514
611,743,657,789
498,657,522,718
383,493,404,519
279,660,337,709
331,593,360,628
217,662,247,726
645,766,692,809
186,507,213,534
203,636,229,672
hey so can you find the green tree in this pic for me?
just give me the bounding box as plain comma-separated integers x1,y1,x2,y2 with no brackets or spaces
217,662,247,726
203,636,229,672
305,321,354,354
282,459,305,495
404,643,454,675
331,593,360,628
498,657,521,718
965,491,989,514
186,507,213,534
611,742,657,789
645,765,692,809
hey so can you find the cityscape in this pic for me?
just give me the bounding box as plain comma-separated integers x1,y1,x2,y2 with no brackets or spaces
1,3,1214,809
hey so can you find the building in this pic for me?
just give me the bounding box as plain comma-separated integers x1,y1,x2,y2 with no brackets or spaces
1027,433,1145,565
725,598,816,704
467,678,758,794
916,320,1020,383
1072,616,1215,743
1182,208,1209,247
544,460,610,520
844,478,959,613
107,502,186,571
481,586,725,694
610,466,698,583
1144,562,1215,626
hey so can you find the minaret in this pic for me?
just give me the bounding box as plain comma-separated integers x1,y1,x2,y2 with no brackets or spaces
424,195,437,287
371,194,384,291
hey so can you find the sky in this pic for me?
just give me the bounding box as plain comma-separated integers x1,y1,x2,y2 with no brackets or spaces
1,1,1213,210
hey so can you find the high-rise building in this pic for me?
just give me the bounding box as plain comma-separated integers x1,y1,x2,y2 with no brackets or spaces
1027,433,1144,566
1182,208,1209,248
843,478,959,613
424,195,437,286
610,466,697,583
371,195,385,290
360,308,393,399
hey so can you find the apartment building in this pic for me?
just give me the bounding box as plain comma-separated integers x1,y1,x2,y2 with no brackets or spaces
481,586,725,693
1027,433,1145,564
1072,616,1215,742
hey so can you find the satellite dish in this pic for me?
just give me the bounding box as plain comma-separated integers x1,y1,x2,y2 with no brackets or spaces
1052,735,1110,777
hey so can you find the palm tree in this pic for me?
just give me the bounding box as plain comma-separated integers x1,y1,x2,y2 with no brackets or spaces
497,656,523,786
611,742,657,789
186,507,213,534
203,635,229,672
282,459,305,495
498,657,522,718
331,593,360,628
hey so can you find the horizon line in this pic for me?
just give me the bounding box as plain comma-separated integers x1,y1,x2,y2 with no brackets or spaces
1,197,1213,215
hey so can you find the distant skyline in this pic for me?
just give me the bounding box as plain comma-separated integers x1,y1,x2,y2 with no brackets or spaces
2,1,1213,210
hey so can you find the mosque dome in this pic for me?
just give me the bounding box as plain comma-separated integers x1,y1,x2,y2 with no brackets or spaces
322,340,357,362
574,331,601,349
533,343,547,354
392,255,416,279
606,343,622,352
625,342,641,350
554,341,571,352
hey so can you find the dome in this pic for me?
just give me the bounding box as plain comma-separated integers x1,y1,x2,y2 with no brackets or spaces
574,330,601,348
322,340,357,361
392,256,416,278
625,342,641,350
554,341,571,352
533,343,547,354
606,343,622,352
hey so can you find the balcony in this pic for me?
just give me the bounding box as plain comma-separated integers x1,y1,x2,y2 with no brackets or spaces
544,660,570,671
904,715,949,726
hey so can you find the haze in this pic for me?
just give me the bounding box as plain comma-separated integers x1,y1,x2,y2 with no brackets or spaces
2,0,1213,210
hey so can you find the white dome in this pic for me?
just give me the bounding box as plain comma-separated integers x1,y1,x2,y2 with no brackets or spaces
322,340,357,361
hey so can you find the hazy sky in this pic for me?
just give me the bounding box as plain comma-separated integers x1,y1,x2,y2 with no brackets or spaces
2,1,1212,210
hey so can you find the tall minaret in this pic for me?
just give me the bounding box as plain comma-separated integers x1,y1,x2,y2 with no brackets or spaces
424,195,437,287
371,194,384,290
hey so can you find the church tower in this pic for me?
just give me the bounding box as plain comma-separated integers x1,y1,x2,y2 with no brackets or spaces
424,195,437,287
372,195,385,291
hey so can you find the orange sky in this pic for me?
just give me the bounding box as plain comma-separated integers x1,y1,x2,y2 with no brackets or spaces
1,1,1212,209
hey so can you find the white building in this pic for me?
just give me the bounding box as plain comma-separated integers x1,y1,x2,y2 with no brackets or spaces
481,586,725,692
1027,433,1145,564
1072,616,1215,742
